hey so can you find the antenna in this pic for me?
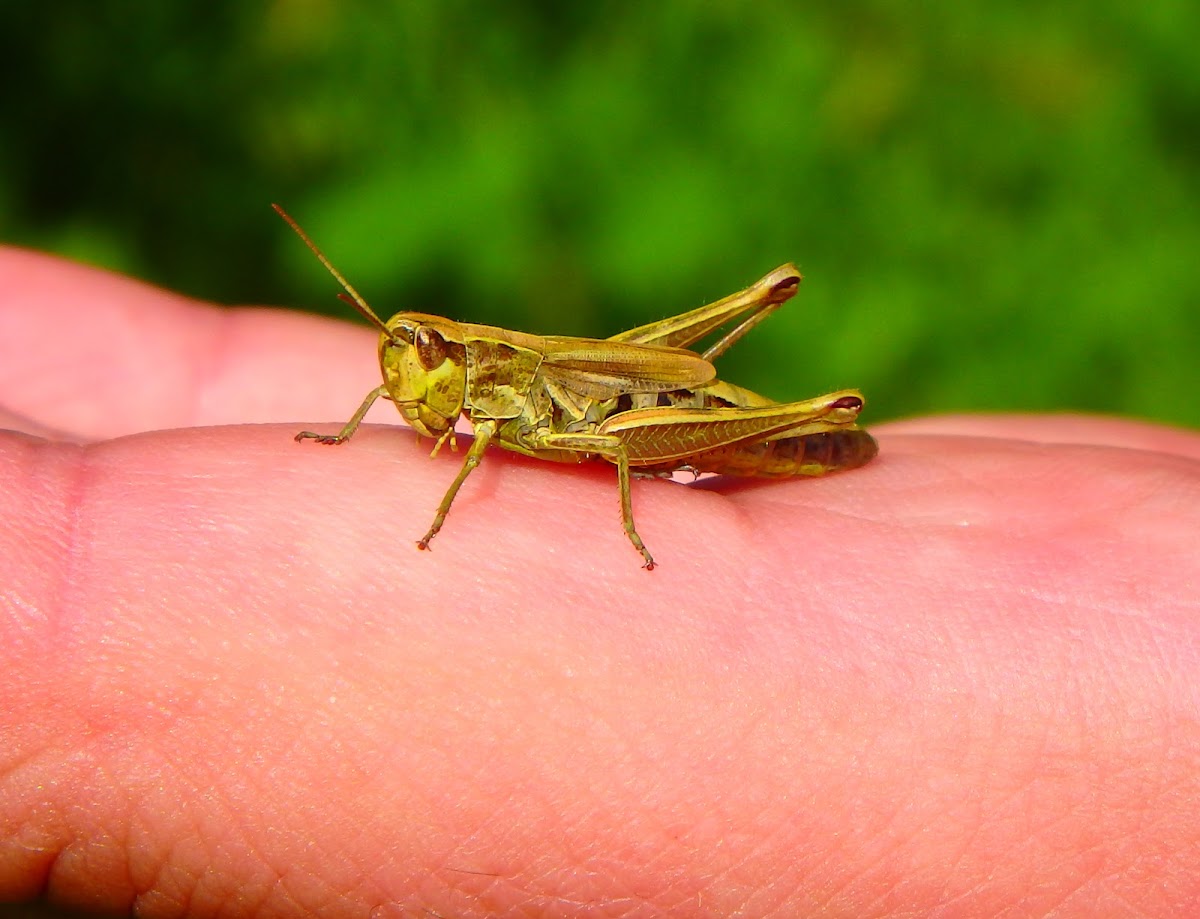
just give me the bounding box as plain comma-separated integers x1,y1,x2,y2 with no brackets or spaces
271,203,392,336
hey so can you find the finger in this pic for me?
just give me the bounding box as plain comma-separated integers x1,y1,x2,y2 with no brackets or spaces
0,246,384,440
881,412,1200,459
2,426,1197,914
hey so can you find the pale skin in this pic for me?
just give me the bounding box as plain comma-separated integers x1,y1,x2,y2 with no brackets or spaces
2,246,1199,918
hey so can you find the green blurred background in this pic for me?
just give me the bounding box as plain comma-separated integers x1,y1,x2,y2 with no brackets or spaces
3,1,1198,427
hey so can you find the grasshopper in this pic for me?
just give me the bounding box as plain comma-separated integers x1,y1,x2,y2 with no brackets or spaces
276,205,876,568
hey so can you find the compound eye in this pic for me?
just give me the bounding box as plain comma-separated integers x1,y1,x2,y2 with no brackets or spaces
415,327,448,371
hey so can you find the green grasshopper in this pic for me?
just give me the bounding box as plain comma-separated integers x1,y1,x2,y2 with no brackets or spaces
276,205,876,568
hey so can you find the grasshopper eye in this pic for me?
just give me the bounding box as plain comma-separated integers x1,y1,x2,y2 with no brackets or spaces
830,395,863,411
415,327,449,371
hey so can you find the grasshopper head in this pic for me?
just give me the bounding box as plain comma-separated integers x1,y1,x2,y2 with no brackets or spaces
379,312,468,439
269,206,469,440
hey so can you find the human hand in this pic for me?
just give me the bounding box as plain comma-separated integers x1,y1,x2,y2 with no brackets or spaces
3,246,1198,917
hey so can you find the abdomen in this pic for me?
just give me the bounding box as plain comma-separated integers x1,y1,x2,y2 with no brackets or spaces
681,428,878,477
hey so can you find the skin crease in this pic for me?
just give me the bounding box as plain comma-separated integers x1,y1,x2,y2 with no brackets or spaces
1,246,1199,918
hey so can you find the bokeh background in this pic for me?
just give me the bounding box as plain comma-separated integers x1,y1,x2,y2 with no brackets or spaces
3,2,1198,427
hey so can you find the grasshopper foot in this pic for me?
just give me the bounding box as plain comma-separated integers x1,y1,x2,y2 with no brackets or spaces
295,431,346,445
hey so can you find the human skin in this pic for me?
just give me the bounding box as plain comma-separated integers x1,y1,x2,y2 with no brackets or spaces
1,246,1199,918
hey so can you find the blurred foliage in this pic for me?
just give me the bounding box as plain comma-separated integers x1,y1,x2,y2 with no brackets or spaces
2,1,1198,425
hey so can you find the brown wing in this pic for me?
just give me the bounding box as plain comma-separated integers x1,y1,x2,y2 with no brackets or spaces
538,337,715,401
